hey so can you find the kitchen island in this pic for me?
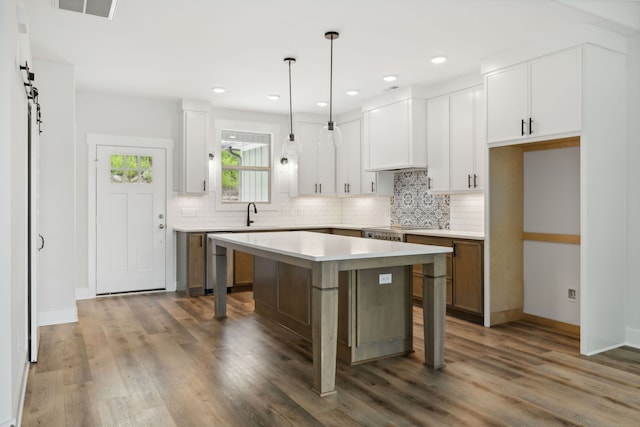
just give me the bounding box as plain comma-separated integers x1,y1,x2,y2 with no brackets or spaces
208,231,452,397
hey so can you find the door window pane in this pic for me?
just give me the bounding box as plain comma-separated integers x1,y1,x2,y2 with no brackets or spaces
109,154,153,184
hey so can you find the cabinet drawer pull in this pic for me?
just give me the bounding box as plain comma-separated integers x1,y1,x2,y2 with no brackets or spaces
521,119,525,136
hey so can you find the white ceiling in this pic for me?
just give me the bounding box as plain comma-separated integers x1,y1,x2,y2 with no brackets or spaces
23,0,639,116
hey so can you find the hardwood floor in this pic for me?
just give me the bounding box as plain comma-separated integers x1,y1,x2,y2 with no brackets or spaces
23,291,640,426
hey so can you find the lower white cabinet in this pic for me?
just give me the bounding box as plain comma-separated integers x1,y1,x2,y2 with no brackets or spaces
297,121,335,196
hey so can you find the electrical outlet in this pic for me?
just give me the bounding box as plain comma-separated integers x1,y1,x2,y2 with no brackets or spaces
181,207,198,217
379,273,392,284
568,288,577,301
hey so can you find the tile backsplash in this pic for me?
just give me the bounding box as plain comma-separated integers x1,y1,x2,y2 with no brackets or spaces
391,171,450,229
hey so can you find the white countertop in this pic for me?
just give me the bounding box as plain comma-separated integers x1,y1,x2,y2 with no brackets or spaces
208,231,452,262
173,224,369,233
174,224,484,240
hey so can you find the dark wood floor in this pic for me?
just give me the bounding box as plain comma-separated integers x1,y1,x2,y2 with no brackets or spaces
22,291,640,426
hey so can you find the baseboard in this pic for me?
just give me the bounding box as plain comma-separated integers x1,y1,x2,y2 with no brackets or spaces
38,307,78,326
0,418,17,427
521,313,580,338
16,360,29,427
626,326,640,349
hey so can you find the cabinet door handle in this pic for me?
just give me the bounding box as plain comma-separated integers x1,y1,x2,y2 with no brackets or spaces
347,183,350,193
473,174,478,188
371,181,375,192
468,174,471,188
428,177,432,190
344,183,347,193
452,242,456,258
529,117,533,135
38,234,45,251
521,119,525,136
200,235,203,247
315,183,318,193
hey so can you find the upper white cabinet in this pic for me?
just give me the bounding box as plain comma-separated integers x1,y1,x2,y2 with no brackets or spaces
426,86,484,193
336,119,361,196
486,48,581,144
179,101,210,195
297,121,335,196
426,95,450,192
364,98,428,171
451,86,484,191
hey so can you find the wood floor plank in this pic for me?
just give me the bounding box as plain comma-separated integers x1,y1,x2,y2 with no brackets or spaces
22,291,640,427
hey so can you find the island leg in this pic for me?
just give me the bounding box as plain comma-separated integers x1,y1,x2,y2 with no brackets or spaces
213,244,228,319
423,254,447,369
311,262,339,396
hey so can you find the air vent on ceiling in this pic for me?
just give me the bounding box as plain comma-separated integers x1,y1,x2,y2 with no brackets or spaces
54,0,118,20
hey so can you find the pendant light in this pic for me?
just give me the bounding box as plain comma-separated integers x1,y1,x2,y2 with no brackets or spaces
281,57,301,164
318,31,342,148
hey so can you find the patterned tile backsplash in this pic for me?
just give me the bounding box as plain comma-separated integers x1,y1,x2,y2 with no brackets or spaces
391,171,450,229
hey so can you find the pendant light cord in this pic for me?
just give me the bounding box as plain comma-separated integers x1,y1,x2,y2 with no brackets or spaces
329,36,334,124
288,59,293,138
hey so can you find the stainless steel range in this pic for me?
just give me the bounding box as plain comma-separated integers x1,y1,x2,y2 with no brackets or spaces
362,226,437,242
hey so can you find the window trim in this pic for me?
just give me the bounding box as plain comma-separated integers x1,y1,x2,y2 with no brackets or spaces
214,118,282,212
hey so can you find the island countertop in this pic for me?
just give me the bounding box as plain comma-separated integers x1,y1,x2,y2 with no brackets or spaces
208,230,453,262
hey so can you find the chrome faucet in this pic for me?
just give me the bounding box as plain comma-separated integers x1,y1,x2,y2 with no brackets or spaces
246,202,257,226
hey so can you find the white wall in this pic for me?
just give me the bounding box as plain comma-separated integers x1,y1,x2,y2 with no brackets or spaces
1,0,31,424
523,147,580,325
75,90,180,297
34,59,78,325
626,34,640,348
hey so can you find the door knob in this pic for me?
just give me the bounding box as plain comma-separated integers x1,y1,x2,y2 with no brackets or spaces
159,224,165,229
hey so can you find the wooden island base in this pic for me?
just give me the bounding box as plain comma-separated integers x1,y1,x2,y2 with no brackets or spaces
254,258,412,365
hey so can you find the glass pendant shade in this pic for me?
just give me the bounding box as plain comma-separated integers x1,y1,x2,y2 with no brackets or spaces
318,121,342,148
281,133,302,164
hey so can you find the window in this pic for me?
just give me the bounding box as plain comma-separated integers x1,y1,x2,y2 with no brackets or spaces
110,154,153,183
220,130,271,203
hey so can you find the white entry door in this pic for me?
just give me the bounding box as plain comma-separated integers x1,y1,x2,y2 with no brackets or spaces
96,145,166,294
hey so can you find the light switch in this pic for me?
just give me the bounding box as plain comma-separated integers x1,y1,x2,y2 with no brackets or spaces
379,273,392,284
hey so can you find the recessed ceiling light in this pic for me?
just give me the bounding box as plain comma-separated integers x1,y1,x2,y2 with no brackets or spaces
212,87,226,94
317,101,328,107
383,75,397,82
346,90,359,96
267,94,280,101
431,56,447,64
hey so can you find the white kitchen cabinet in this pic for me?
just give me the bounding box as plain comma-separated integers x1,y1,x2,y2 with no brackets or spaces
297,121,335,196
365,98,428,171
450,87,485,191
336,119,361,195
427,86,484,193
179,102,209,194
360,114,394,196
486,48,581,144
426,95,450,192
